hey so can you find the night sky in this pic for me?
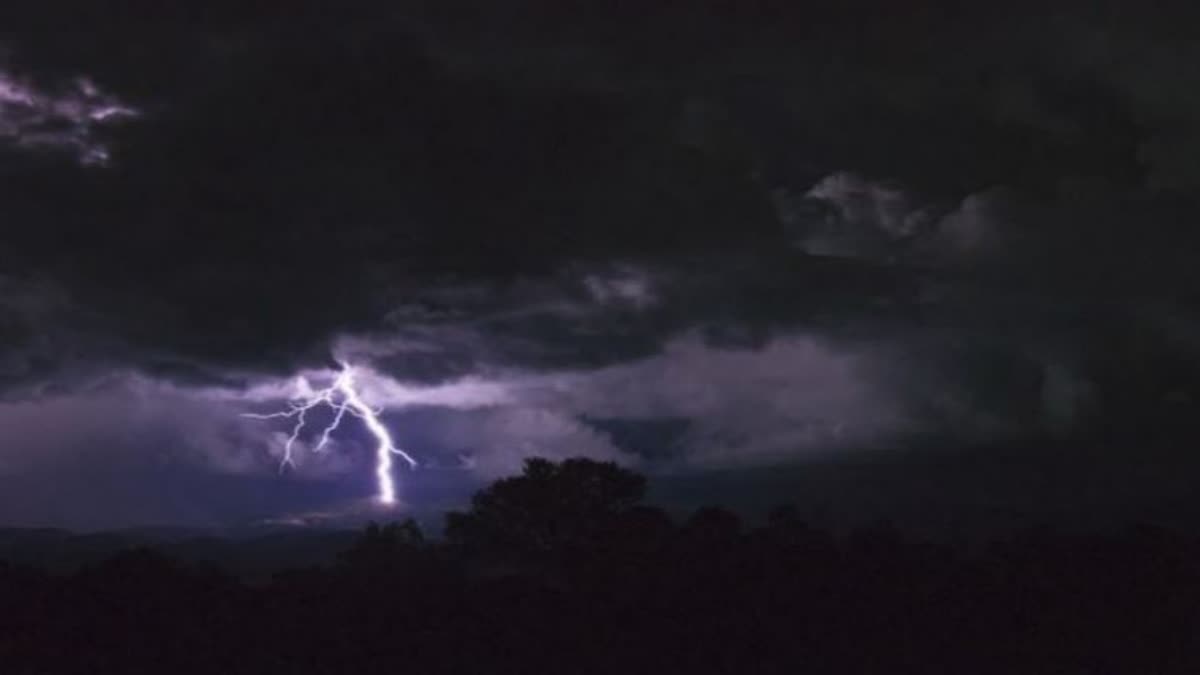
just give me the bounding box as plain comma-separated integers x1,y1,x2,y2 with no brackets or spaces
3,1,1200,531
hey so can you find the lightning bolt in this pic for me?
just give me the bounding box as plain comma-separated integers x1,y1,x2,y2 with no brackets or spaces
242,363,416,504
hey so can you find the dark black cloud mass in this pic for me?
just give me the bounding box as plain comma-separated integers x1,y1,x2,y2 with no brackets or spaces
3,1,1200,528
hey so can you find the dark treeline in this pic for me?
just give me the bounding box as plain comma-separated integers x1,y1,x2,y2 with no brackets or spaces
3,458,1200,674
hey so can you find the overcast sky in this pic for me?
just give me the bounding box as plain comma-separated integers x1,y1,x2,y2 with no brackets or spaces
3,2,1200,530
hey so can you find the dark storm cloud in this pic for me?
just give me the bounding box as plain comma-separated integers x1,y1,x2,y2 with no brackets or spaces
0,0,790,386
1,2,1199,379
3,1,1200,531
783,171,1200,289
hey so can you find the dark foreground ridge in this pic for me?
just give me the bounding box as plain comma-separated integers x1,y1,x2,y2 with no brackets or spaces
3,458,1199,674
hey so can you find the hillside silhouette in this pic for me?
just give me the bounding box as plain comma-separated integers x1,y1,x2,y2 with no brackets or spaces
4,457,1200,674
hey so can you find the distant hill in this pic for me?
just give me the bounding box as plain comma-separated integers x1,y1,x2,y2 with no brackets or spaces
0,526,360,581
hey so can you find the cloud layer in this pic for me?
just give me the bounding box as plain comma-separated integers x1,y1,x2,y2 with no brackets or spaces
3,2,1200,526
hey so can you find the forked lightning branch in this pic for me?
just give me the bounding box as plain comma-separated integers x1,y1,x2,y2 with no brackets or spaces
242,363,416,504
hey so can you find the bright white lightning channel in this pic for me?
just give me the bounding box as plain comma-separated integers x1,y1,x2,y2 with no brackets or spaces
242,363,416,504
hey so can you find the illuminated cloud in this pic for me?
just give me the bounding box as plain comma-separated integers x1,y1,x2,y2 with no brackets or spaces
0,68,138,165
535,332,915,467
223,365,513,411
582,264,659,310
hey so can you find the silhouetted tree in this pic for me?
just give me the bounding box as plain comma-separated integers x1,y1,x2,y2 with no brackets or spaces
445,457,646,561
683,505,742,544
7,461,1200,674
330,519,447,593
762,503,837,564
337,519,424,568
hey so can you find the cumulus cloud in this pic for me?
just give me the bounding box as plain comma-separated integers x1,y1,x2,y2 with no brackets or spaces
0,379,275,530
930,188,1018,260
581,264,659,310
784,173,1044,267
535,333,916,466
424,407,630,479
170,330,918,477
0,372,380,529
805,172,932,241
346,332,917,471
783,169,1200,295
